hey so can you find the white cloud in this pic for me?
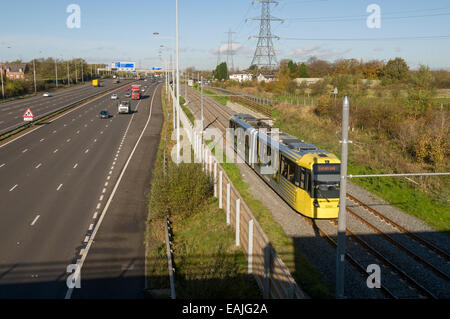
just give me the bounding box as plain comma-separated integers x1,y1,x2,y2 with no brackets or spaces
285,45,350,60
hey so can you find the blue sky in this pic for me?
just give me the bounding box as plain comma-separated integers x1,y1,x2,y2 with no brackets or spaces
1,0,449,70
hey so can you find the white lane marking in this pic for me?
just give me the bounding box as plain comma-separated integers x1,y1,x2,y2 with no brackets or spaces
96,203,101,210
22,149,28,153
30,215,40,226
57,184,63,191
85,149,89,154
67,138,71,142
65,84,156,299
99,195,104,201
40,138,45,142
76,130,80,134
102,188,106,193
100,131,103,134
35,163,42,169
112,161,116,165
9,184,18,192
106,176,110,180
110,166,114,170
53,149,58,153
0,163,5,168
53,130,57,134
93,139,97,143
73,163,78,169
88,224,94,231
109,170,112,175
104,182,108,187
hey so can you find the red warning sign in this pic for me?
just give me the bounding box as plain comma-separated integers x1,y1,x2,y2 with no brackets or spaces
23,108,34,121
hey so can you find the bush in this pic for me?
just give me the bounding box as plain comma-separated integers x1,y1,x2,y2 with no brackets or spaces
149,162,213,220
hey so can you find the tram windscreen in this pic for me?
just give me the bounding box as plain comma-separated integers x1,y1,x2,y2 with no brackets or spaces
313,164,340,199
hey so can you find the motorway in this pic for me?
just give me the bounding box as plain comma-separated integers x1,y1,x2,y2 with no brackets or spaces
0,78,132,135
0,80,163,298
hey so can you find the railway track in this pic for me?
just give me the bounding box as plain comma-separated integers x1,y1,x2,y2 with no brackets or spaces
184,87,450,299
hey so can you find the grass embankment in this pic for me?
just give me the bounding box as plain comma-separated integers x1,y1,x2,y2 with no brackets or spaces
145,87,261,299
272,105,450,235
207,142,334,299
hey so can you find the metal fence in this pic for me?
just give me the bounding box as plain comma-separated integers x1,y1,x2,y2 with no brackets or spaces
170,86,307,299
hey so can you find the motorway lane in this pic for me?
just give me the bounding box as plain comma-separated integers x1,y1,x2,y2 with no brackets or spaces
0,82,158,298
0,79,135,134
71,84,163,299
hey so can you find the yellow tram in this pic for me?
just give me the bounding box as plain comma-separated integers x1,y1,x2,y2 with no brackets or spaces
229,113,340,219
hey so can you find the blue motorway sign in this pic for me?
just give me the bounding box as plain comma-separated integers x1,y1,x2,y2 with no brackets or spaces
152,67,162,70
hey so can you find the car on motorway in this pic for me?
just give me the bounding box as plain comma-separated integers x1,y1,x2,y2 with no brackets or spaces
111,93,118,100
124,92,131,98
43,92,51,97
98,109,110,119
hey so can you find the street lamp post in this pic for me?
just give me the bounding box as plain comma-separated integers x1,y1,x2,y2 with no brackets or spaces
175,0,181,163
33,59,37,93
55,58,58,88
67,60,70,86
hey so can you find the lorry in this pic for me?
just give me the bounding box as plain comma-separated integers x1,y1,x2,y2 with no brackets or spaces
131,84,142,100
118,100,131,114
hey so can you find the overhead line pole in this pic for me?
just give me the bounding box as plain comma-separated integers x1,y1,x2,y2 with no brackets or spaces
336,96,350,299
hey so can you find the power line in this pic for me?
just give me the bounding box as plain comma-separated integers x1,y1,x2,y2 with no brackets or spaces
286,11,450,22
281,34,450,41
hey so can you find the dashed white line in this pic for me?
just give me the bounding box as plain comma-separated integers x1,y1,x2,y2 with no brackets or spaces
76,130,80,134
0,163,5,168
30,215,40,226
57,184,63,191
104,182,109,187
9,184,18,192
40,138,45,142
67,138,71,142
99,195,104,201
88,224,94,231
73,163,78,169
96,203,101,210
35,163,42,169
93,212,98,219
102,188,106,193
53,149,58,153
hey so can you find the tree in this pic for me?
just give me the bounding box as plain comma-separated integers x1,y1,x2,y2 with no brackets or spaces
297,62,308,78
214,62,228,81
381,57,409,84
287,60,297,78
407,65,436,113
306,57,332,77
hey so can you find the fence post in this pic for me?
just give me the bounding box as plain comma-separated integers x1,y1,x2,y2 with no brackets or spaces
209,153,212,176
248,219,254,274
214,162,217,197
219,171,223,209
226,183,230,225
263,244,272,299
235,199,240,246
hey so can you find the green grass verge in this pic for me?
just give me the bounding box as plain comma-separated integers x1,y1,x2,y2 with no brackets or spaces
146,86,262,298
172,198,262,299
207,142,334,299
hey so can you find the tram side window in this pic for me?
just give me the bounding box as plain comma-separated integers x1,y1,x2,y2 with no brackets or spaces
287,160,296,184
299,167,306,189
305,170,311,195
280,156,288,178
